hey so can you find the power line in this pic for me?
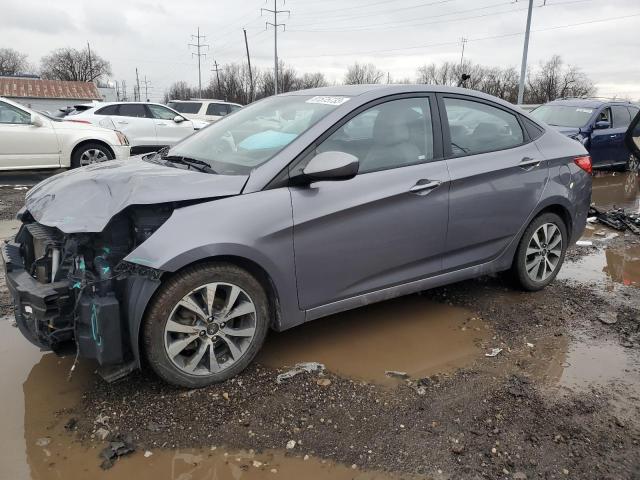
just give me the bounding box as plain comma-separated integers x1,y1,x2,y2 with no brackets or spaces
291,0,453,22
286,11,640,59
261,0,290,95
189,27,209,98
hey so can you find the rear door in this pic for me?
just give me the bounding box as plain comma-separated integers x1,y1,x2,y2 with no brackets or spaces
289,94,450,310
0,101,60,169
439,94,549,271
147,104,195,146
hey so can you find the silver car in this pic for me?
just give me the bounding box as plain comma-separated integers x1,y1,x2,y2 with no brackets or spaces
2,85,592,387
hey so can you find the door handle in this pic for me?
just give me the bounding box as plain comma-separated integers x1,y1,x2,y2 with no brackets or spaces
409,179,441,195
519,157,541,170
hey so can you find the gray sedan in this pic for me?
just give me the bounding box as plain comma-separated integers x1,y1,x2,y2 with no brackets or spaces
3,85,592,387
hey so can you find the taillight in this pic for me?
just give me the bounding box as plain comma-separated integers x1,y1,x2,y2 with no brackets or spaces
65,119,91,124
574,155,592,174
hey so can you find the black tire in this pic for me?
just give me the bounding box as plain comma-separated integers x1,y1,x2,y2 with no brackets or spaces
143,262,269,388
511,212,568,291
70,142,113,168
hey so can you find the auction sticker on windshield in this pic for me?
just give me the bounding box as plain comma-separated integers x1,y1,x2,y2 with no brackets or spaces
306,96,350,105
576,108,593,113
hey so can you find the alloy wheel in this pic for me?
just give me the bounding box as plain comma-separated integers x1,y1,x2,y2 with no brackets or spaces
79,148,108,166
525,222,563,282
164,282,257,376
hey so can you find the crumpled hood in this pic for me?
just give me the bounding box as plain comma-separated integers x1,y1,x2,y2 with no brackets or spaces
25,158,248,233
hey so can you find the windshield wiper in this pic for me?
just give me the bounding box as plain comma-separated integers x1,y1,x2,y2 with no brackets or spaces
162,155,216,174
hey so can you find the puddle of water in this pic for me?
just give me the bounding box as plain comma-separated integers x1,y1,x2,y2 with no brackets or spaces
258,295,489,385
558,244,640,288
0,319,417,480
592,171,639,211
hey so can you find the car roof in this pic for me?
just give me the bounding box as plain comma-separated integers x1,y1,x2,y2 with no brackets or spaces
169,99,242,106
543,98,636,108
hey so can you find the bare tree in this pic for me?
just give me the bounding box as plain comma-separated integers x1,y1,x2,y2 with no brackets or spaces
344,62,384,85
296,72,328,90
163,81,196,103
525,55,595,103
40,47,111,82
0,48,30,75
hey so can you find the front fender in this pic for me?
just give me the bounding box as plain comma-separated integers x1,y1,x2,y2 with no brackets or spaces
125,188,304,331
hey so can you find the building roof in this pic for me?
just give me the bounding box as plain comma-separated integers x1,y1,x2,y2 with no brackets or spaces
0,77,101,100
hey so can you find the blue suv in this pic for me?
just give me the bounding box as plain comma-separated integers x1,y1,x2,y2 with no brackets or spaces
531,99,639,170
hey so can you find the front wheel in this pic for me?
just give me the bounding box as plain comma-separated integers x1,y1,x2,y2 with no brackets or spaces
511,213,568,291
71,142,113,168
143,263,269,388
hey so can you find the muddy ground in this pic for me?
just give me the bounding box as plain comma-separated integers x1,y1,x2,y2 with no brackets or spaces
1,171,639,480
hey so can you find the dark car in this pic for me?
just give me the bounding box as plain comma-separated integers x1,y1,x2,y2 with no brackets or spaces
2,85,592,387
531,98,639,171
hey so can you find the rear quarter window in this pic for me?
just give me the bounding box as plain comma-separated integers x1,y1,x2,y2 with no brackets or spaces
522,117,544,140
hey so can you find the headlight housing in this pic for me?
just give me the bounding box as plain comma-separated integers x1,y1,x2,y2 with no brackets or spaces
115,130,129,146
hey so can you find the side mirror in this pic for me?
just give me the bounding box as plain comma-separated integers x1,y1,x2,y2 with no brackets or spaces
594,120,610,130
302,151,359,183
173,115,185,123
31,113,44,127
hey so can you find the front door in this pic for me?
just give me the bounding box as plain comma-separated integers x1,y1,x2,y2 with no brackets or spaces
591,106,630,167
289,96,450,310
112,103,157,148
0,101,59,169
439,95,549,270
147,104,196,146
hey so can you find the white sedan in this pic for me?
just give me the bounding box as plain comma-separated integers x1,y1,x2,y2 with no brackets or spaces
69,102,208,155
0,97,130,171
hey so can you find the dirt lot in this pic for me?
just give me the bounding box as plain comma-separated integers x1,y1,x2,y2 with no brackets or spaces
1,171,639,479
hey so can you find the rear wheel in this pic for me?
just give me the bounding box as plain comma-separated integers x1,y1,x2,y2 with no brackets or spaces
143,262,269,388
71,142,113,168
511,213,567,291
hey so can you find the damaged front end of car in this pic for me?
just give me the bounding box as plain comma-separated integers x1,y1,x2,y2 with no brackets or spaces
2,205,172,381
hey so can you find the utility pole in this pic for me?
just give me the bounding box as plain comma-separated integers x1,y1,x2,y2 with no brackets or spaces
141,76,152,102
87,42,93,82
121,80,127,102
517,0,534,104
243,28,254,101
211,61,221,96
460,37,468,67
262,0,290,95
115,80,120,101
135,68,141,101
189,27,209,98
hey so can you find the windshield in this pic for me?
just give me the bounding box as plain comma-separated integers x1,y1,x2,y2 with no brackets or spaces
530,105,594,128
168,101,202,114
166,95,348,175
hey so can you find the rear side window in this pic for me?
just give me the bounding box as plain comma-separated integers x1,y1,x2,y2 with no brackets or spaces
206,103,230,116
612,105,631,128
444,98,524,157
168,102,202,114
95,105,119,115
118,104,148,118
522,117,544,140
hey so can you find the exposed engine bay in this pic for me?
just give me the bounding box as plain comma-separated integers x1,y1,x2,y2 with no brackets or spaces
3,205,173,379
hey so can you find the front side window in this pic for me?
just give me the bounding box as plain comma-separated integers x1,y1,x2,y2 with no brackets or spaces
612,106,631,128
316,97,433,174
206,103,230,116
444,98,523,156
166,95,345,175
167,102,202,114
530,105,594,128
148,104,178,120
118,104,148,118
0,101,31,124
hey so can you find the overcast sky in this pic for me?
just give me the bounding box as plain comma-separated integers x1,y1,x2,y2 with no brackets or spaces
1,0,639,101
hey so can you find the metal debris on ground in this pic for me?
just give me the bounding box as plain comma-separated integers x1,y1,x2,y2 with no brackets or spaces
576,240,594,247
276,362,325,383
485,348,503,357
99,434,136,469
588,206,640,235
